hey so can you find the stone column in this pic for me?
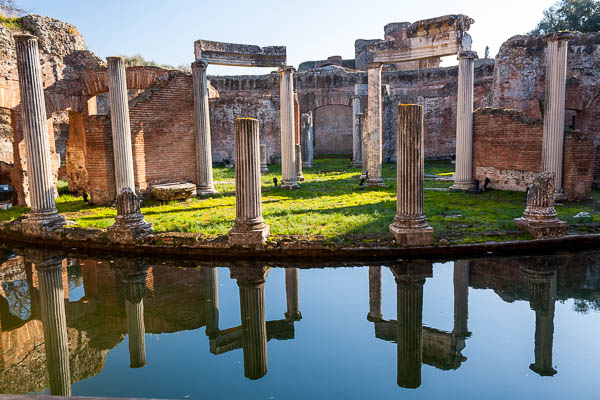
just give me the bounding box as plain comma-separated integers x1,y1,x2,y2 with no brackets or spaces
14,35,65,232
352,95,362,167
35,255,71,396
231,267,269,380
389,104,433,246
228,118,270,246
107,56,135,194
522,266,558,376
301,113,314,169
361,110,368,179
296,144,304,181
451,50,477,191
260,144,269,174
203,267,220,338
284,268,302,320
279,66,299,189
106,187,153,243
366,64,384,186
367,266,382,321
542,32,574,200
123,268,148,368
192,61,218,196
453,260,470,339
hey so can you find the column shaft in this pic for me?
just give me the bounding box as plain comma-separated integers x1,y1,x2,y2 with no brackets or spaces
279,67,299,189
37,261,71,396
361,110,368,179
542,34,572,197
107,57,135,194
296,144,304,181
260,144,269,174
367,266,382,321
229,118,269,245
239,282,267,380
366,65,384,186
125,298,146,368
285,268,301,320
203,267,219,337
14,35,64,229
352,96,362,167
396,277,424,389
301,113,314,168
452,51,477,190
192,61,218,195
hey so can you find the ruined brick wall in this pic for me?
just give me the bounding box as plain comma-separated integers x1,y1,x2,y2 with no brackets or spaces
83,114,114,204
66,111,87,193
473,108,593,200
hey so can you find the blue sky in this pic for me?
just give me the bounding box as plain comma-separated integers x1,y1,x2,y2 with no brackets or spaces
20,0,557,74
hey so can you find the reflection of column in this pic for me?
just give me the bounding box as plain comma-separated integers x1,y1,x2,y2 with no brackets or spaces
14,35,65,231
522,266,557,376
228,118,270,246
453,260,470,338
35,255,71,396
279,66,299,189
541,32,573,199
451,51,477,191
285,268,301,321
203,267,219,338
231,267,269,380
123,268,148,368
107,56,135,194
395,274,424,389
366,64,384,187
367,266,382,321
352,95,362,167
192,61,218,196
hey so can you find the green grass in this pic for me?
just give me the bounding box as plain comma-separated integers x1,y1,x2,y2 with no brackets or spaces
2,158,599,245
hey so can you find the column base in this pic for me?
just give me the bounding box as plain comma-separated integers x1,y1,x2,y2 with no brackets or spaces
107,220,154,244
21,211,66,235
366,177,385,187
514,218,566,239
450,181,475,191
352,161,363,168
389,223,434,247
280,181,300,190
228,224,270,247
366,312,383,322
260,166,269,175
197,186,219,196
285,311,302,321
553,190,567,202
302,162,314,169
297,173,305,181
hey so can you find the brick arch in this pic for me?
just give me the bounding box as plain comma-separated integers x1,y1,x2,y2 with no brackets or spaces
82,66,171,97
298,92,353,115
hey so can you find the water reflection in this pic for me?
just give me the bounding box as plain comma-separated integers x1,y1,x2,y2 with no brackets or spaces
0,248,599,397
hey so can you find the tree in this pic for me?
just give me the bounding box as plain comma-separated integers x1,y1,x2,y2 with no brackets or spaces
0,0,25,18
530,0,600,35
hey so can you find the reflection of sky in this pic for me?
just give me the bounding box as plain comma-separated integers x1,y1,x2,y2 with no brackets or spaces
67,264,600,399
2,280,31,321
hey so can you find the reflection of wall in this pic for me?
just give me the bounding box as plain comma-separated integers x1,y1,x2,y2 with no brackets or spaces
314,105,353,155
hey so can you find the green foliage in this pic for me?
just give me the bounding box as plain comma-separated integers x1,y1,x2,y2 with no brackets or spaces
119,55,192,73
0,15,26,31
530,0,600,35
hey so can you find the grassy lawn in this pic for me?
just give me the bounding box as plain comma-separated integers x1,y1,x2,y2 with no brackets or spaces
1,158,599,245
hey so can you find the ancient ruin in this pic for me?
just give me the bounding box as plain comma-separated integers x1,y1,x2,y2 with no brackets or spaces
106,187,153,243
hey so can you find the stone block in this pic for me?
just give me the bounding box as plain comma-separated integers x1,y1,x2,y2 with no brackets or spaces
150,182,197,201
194,40,286,67
514,218,566,239
389,224,434,247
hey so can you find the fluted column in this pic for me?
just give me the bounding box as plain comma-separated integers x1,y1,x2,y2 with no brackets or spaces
367,266,382,321
452,50,477,191
123,269,148,368
228,118,270,246
453,260,470,338
389,104,433,246
279,66,299,189
192,61,218,196
542,32,573,200
107,57,135,194
352,95,362,167
260,144,269,174
285,268,301,320
231,267,269,380
366,64,384,187
522,267,557,376
361,110,368,179
203,267,219,337
301,112,314,168
296,144,304,181
14,35,65,231
35,256,71,396
395,275,425,389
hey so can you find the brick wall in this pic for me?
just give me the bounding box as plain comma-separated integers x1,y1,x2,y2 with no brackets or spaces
473,107,593,201
66,111,87,193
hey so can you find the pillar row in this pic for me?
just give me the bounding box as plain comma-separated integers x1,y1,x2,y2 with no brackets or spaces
228,118,269,246
14,34,65,230
452,50,477,191
192,61,218,196
279,66,299,189
366,64,384,187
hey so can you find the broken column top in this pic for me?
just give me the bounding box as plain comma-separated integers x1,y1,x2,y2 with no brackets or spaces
194,40,286,67
406,14,474,37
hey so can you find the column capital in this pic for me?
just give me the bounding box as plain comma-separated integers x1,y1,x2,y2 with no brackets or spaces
366,62,383,70
13,33,37,43
230,266,269,286
106,56,125,63
192,60,208,70
458,50,478,60
543,31,575,43
278,65,295,74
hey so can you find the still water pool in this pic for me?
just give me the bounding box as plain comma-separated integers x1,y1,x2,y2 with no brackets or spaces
0,248,599,399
